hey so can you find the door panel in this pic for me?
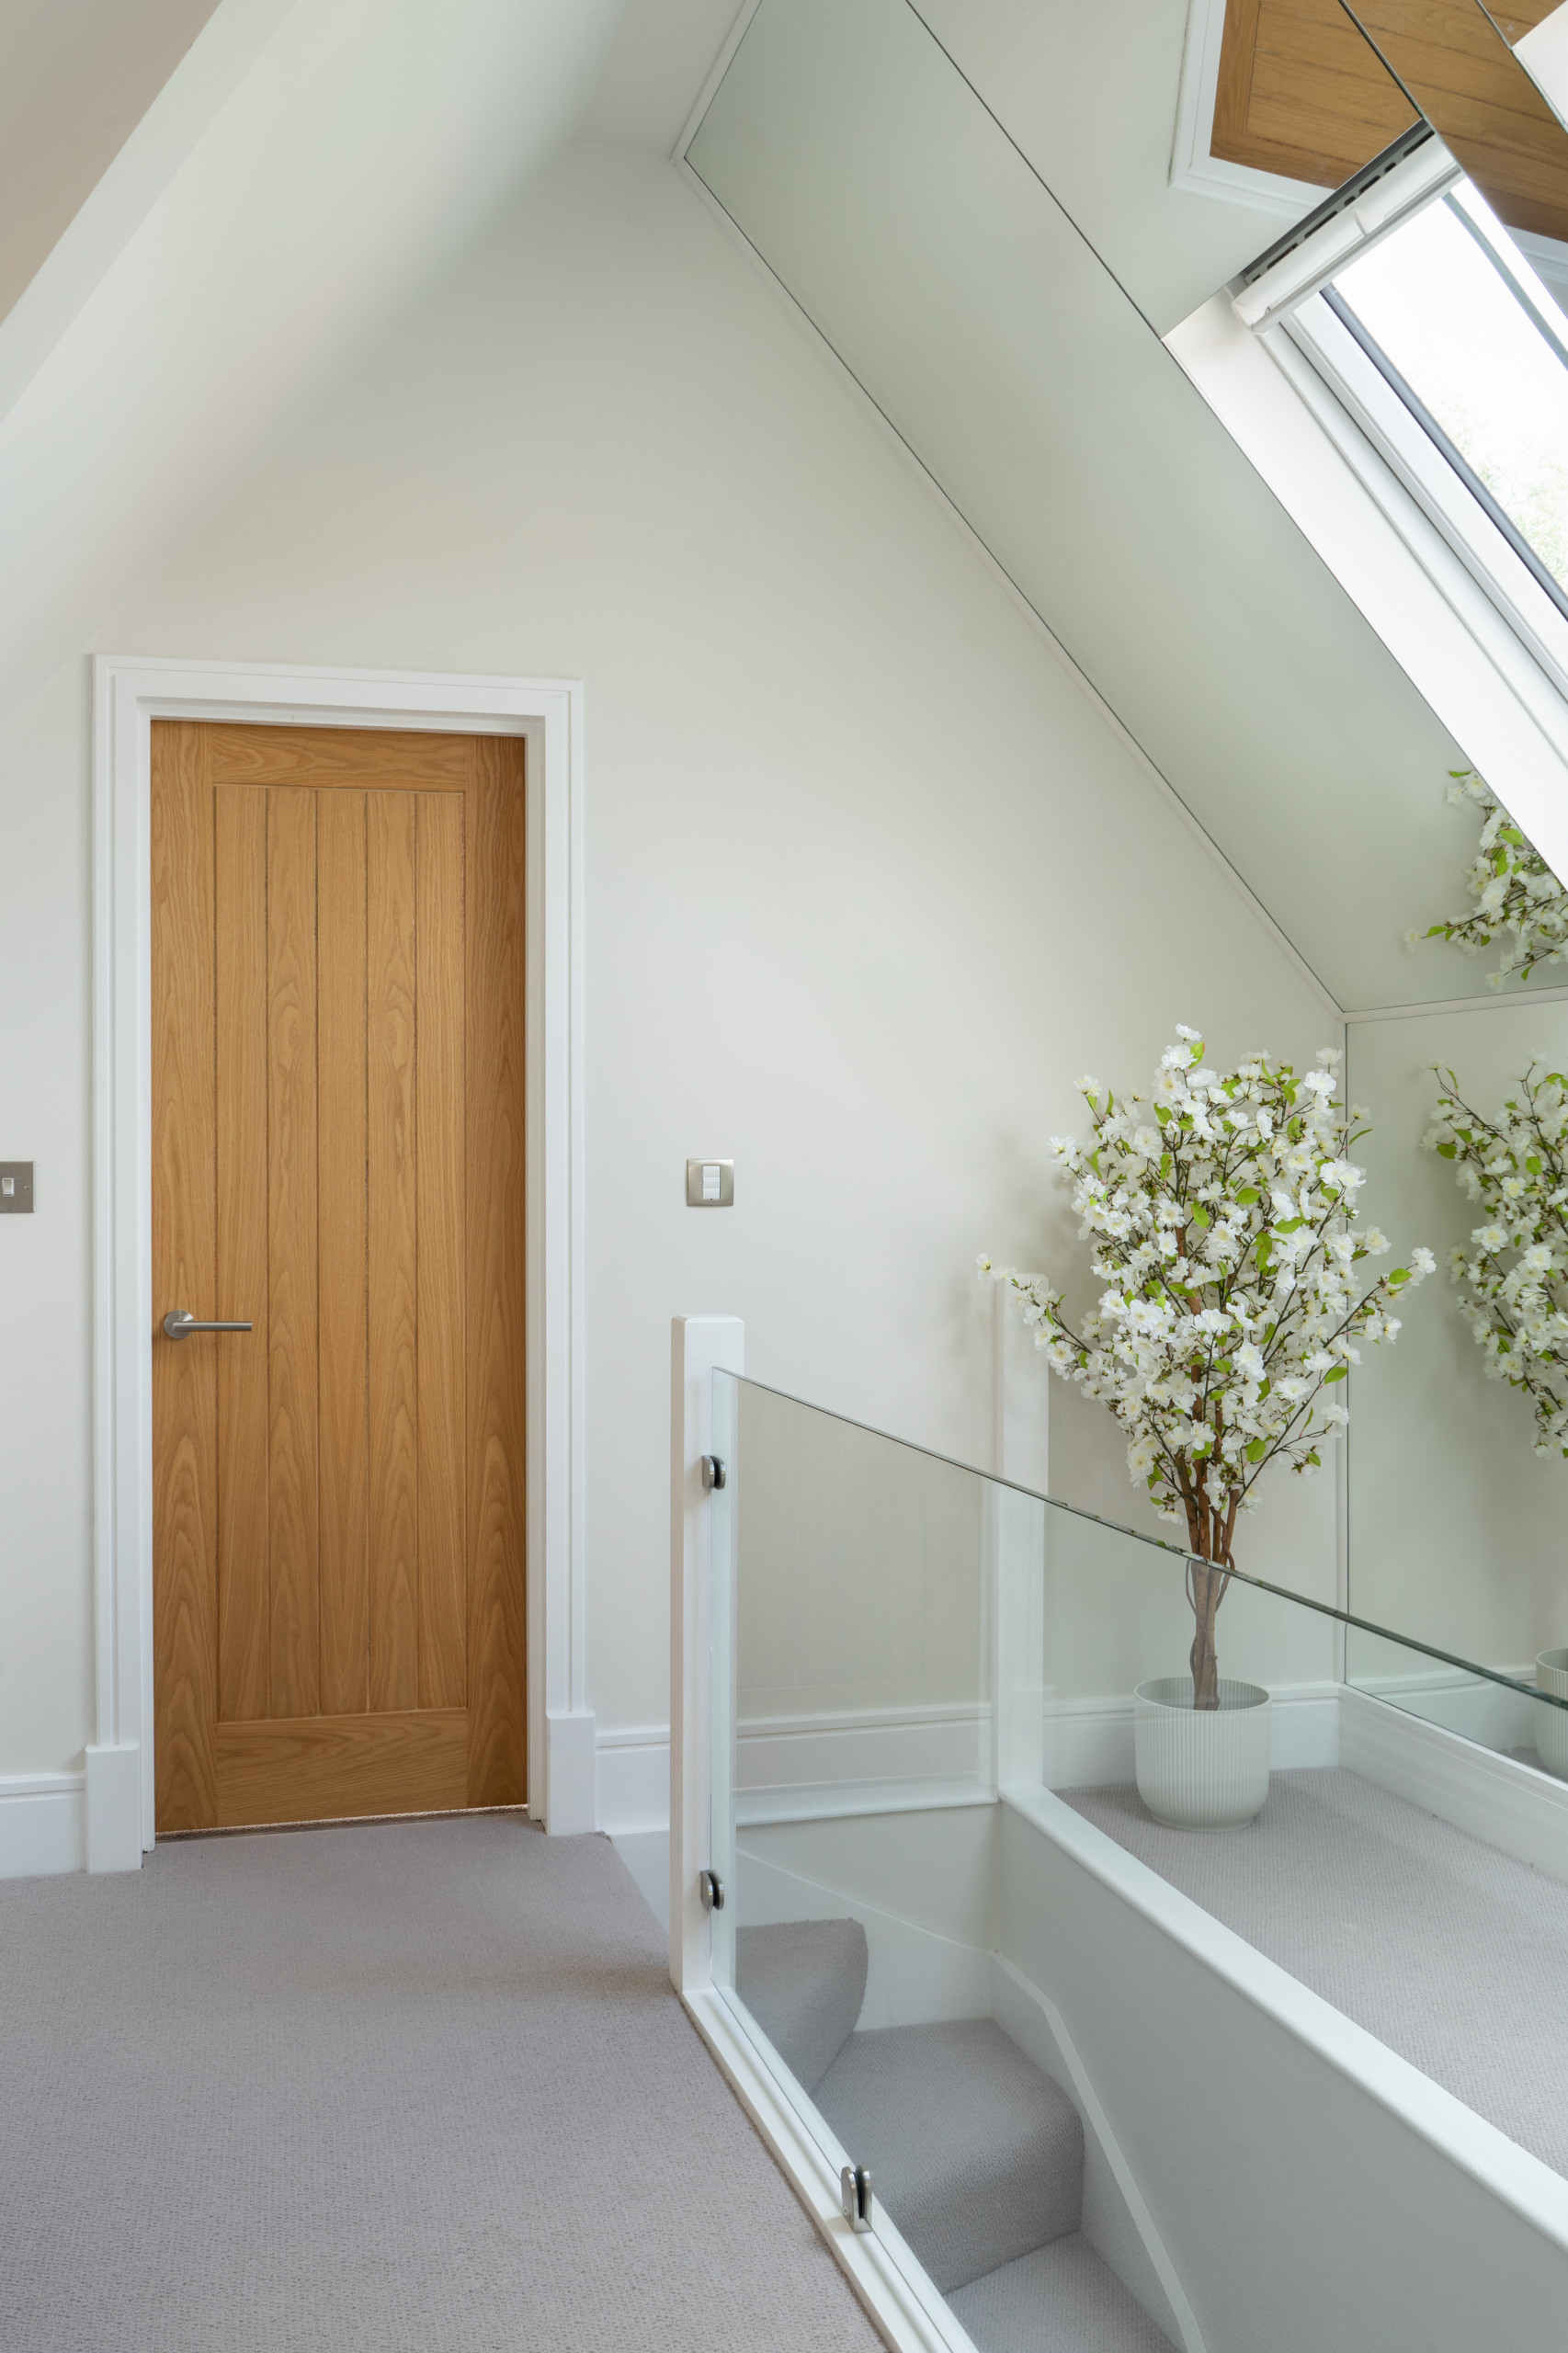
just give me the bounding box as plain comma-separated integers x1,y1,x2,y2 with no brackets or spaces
152,722,527,1830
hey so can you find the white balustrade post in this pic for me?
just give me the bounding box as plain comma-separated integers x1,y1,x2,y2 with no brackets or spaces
669,1314,744,1995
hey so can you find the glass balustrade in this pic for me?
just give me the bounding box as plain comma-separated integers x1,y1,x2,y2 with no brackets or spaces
702,1370,1568,2350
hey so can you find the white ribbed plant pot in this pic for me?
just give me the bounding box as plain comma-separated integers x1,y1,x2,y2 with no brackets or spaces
1133,1676,1273,1829
1535,1649,1568,1780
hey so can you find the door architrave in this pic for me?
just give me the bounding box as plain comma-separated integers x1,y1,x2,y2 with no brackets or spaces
91,656,590,1866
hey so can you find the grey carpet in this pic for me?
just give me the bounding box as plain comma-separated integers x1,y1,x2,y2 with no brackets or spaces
949,2234,1172,2353
1067,1768,1568,2178
735,1918,868,2092
813,2018,1083,2293
0,1815,883,2353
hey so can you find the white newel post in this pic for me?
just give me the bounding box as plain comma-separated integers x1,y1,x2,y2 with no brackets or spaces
669,1313,744,1996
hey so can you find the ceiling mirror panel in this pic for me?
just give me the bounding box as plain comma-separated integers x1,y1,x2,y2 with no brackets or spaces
687,0,1481,1013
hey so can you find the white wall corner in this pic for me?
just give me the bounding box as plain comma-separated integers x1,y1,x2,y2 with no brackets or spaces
85,1744,143,1872
670,1313,744,1995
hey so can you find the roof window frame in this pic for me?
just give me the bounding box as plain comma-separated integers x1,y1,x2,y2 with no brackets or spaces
1230,142,1568,741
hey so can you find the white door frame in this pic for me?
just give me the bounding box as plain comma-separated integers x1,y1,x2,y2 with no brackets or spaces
89,655,592,1869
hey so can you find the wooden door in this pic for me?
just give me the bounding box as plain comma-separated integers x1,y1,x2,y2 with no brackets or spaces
151,723,528,1830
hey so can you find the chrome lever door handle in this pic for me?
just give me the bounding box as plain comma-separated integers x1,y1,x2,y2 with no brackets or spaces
163,1311,254,1339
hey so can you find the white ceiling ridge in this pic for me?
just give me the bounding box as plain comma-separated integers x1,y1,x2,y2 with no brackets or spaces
0,0,623,736
0,0,298,433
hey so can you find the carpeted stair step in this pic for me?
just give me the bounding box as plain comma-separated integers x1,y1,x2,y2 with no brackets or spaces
949,2234,1174,2352
812,2018,1084,2294
736,1930,1171,2346
735,1918,869,2093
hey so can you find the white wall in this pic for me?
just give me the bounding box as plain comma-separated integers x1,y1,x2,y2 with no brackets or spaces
0,141,1336,1820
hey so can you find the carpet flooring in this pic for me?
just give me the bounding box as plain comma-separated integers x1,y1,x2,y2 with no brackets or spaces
0,1815,884,2353
1067,1768,1568,2179
948,2235,1172,2353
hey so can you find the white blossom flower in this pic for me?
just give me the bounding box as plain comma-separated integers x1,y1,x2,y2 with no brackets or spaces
1419,771,1568,988
983,1031,1428,1630
1427,1060,1568,1457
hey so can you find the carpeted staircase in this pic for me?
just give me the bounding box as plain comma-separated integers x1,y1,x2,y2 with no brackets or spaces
738,1921,1172,2352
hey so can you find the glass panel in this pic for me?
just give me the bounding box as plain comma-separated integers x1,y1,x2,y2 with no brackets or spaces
709,1371,1568,2340
1330,185,1568,599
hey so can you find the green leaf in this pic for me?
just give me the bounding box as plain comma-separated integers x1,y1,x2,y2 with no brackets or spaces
1387,1267,1410,1286
1245,1438,1267,1462
1437,1143,1455,1159
1501,827,1526,846
1235,1187,1259,1204
1323,1365,1347,1383
1192,1206,1210,1230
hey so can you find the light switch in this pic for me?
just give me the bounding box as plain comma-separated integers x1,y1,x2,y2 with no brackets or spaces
0,1163,33,1213
686,1157,733,1207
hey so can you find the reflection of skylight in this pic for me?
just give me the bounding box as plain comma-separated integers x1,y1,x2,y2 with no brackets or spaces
1329,187,1568,603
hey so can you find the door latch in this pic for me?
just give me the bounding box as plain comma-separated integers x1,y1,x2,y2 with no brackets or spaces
700,1454,726,1491
699,1868,724,1912
840,2163,873,2234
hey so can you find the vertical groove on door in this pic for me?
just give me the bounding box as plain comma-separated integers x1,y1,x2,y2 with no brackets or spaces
214,789,270,1722
416,792,467,1709
267,788,322,1718
151,723,220,1828
318,791,370,1714
466,737,528,1805
368,791,420,1711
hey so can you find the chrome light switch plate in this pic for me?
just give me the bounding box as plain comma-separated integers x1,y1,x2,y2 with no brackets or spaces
0,1162,33,1213
686,1158,733,1207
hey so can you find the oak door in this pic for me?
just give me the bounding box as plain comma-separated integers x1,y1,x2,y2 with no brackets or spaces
151,723,527,1830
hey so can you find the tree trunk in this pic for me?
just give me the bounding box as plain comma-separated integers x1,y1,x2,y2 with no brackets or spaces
1188,1561,1225,1712
1182,1480,1236,1713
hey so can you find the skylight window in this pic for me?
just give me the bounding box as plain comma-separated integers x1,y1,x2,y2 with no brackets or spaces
1327,187,1568,610
1226,140,1568,711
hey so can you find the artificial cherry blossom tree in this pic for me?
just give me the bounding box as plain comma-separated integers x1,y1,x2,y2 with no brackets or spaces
1426,1063,1568,1457
983,1029,1432,1710
1416,770,1568,987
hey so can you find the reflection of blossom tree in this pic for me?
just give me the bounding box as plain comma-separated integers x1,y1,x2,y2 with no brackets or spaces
1415,770,1568,987
1427,1063,1568,1458
984,1030,1431,1709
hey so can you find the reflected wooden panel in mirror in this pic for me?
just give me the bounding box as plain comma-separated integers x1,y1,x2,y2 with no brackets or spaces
1215,0,1568,244
1339,3,1568,243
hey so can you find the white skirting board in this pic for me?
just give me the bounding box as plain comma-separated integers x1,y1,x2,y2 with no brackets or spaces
598,1678,1568,1874
596,1703,990,1837
596,1724,671,1837
1341,1682,1568,1887
1042,1679,1339,1789
0,1773,85,1877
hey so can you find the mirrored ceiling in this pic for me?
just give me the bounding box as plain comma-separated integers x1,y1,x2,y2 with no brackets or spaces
688,0,1509,1014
